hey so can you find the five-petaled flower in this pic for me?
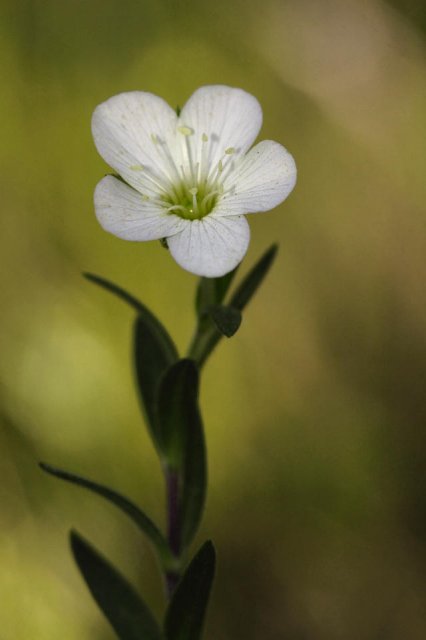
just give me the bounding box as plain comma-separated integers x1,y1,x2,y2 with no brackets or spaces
92,85,297,277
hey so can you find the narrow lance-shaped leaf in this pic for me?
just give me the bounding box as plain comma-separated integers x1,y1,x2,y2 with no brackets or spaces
157,360,206,550
180,389,206,550
164,541,216,640
229,243,278,311
84,273,179,450
133,315,178,452
157,359,199,469
40,463,175,570
71,530,163,640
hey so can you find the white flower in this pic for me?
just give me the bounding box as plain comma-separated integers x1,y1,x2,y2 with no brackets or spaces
92,85,296,277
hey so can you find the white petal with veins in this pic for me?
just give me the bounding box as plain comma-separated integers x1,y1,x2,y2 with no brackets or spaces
178,85,263,179
167,215,250,277
215,141,297,216
92,92,179,196
94,175,186,241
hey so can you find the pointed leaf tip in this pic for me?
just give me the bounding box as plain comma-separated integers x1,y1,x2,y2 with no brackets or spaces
165,540,216,640
209,305,242,337
230,244,278,311
70,530,163,640
39,462,173,569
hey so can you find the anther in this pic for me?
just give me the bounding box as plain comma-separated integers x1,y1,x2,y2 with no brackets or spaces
202,133,209,142
130,164,144,171
178,125,194,136
225,147,235,155
151,133,158,144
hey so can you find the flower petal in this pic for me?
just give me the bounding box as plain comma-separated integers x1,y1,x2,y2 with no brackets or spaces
94,175,186,241
92,91,179,196
167,215,250,277
178,85,263,178
214,140,297,216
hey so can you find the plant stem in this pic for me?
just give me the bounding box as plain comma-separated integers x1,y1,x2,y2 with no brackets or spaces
186,321,220,368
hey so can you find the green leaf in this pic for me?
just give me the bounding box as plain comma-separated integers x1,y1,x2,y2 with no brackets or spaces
187,246,278,367
229,243,278,311
40,463,175,570
164,541,216,640
133,315,178,451
209,305,242,337
157,359,199,469
84,273,179,448
70,530,163,640
83,273,168,326
157,360,206,550
180,398,206,550
195,268,238,318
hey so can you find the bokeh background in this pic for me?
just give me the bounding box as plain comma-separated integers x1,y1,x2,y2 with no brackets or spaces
1,0,426,637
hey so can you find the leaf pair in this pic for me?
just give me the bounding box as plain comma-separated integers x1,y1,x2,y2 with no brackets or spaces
71,531,215,640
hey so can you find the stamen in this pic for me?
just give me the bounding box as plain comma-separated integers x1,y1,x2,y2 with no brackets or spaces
149,133,184,198
198,134,209,184
167,205,189,214
178,125,194,136
131,164,171,197
181,135,197,184
225,147,235,155
200,190,220,210
130,164,144,171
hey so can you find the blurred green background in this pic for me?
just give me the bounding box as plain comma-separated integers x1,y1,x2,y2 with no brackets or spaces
1,0,425,637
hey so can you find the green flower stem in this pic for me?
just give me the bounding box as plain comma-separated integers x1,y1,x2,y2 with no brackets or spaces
186,320,221,368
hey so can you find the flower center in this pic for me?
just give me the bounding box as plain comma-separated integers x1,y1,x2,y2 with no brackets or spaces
135,126,237,221
162,184,220,221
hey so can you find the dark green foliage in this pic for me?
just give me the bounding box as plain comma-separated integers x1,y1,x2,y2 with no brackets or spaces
164,541,216,640
70,530,163,640
40,463,175,570
195,268,238,318
133,315,178,451
229,244,278,311
157,360,206,550
188,245,278,366
209,305,242,337
83,272,179,449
